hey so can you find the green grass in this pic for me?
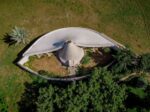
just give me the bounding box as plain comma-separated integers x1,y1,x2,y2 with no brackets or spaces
128,87,147,99
38,70,60,78
81,55,91,65
23,55,37,68
0,0,150,111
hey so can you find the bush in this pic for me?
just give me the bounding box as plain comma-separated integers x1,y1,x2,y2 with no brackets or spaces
103,47,111,53
81,49,92,65
140,53,150,72
9,26,28,45
111,49,136,74
81,55,91,64
127,108,150,112
86,48,93,56
24,55,37,67
37,68,126,112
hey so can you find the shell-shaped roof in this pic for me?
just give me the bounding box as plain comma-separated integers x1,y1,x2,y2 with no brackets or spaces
23,27,119,56
58,41,84,66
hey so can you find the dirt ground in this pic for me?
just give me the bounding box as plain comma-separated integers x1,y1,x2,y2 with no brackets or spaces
30,55,69,76
28,48,113,77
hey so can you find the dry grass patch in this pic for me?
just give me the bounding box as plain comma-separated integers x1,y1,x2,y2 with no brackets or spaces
29,54,69,77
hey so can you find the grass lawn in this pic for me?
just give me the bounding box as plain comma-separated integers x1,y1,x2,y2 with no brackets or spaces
0,0,150,111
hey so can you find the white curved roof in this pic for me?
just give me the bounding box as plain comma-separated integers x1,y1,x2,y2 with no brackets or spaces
58,41,84,66
23,27,122,56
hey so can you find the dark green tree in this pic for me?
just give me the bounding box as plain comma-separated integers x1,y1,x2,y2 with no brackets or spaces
124,75,150,111
37,68,126,112
111,49,136,74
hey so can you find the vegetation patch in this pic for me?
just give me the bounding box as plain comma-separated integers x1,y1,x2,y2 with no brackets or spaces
24,48,114,78
0,91,8,112
81,48,92,65
36,68,126,112
24,54,69,77
38,70,61,78
81,48,113,68
140,53,150,72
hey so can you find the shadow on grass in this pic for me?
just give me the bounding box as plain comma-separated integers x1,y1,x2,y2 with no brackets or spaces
17,77,73,112
3,33,16,46
17,81,41,112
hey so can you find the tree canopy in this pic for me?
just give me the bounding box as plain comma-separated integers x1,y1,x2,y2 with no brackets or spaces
17,48,150,112
37,68,126,112
111,49,136,74
140,53,150,72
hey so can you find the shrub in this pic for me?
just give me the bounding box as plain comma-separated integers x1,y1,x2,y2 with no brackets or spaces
103,47,111,53
23,56,36,68
140,53,150,72
37,68,126,112
111,49,136,74
81,49,92,65
86,48,93,56
81,55,91,65
9,26,28,45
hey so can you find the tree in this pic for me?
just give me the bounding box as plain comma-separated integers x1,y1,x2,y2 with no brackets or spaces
140,53,150,72
111,49,136,74
9,26,28,45
18,77,47,112
36,68,126,112
81,49,92,65
124,75,150,111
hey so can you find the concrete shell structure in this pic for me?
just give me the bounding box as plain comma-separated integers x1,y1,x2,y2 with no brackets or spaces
58,41,84,66
23,27,123,57
17,27,124,81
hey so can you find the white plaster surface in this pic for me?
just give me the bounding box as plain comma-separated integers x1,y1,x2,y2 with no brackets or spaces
23,27,122,56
